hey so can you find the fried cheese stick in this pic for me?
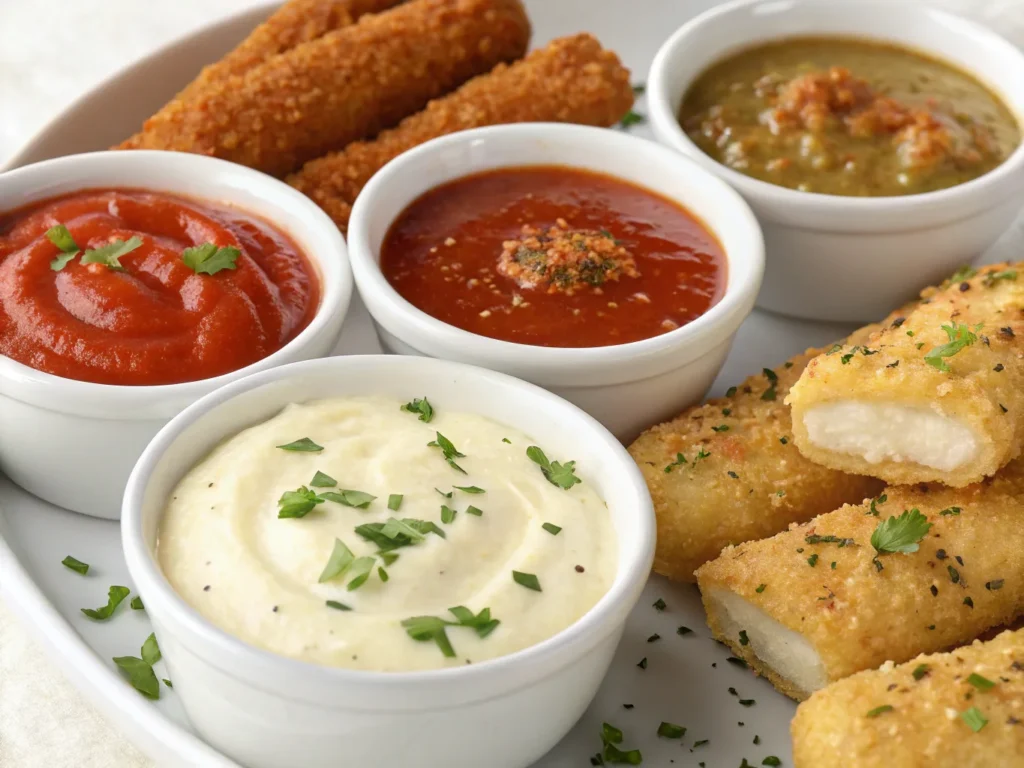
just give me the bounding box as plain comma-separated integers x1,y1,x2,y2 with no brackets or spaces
792,629,1024,767
628,325,888,583
696,460,1024,700
119,0,402,149
287,33,633,231
789,263,1024,487
120,0,531,176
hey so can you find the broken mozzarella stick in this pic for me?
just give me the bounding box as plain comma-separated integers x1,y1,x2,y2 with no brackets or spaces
788,262,1024,488
696,460,1024,701
792,629,1024,768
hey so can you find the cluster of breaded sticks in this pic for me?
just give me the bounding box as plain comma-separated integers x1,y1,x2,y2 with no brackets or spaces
629,262,1024,765
117,0,635,229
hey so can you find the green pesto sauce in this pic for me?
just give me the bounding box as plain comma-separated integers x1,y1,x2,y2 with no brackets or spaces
679,37,1020,197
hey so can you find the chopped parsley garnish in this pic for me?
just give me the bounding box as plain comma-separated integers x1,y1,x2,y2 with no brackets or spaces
276,437,323,452
62,555,89,575
163,679,173,688
964,596,974,608
318,539,355,583
948,565,961,584
636,657,647,670
868,493,887,516
47,224,81,270
967,673,995,692
526,445,581,489
502,437,511,444
807,554,819,567
454,485,484,494
805,534,854,547
693,448,711,466
762,758,781,767
619,110,646,128
378,566,389,582
600,722,643,765
130,596,144,610
344,557,375,590
440,505,456,524
677,626,692,635
428,432,467,474
961,706,989,732
924,322,980,372
982,269,1017,287
436,488,453,499
318,489,376,509
631,83,646,94
912,664,929,680
726,386,738,397
466,505,483,516
402,606,500,657
739,630,750,646
986,579,1005,591
826,343,843,355
81,586,131,620
387,494,403,511
739,699,755,707
664,452,688,473
310,471,336,488
939,506,962,516
760,368,778,401
512,570,541,592
141,633,161,666
871,509,932,555
657,722,685,739
726,657,748,668
755,583,766,593
278,486,322,518
380,552,399,566
112,655,160,699
712,425,730,432
948,265,978,283
647,634,660,643
653,598,667,611
80,236,143,271
866,705,894,718
355,517,445,552
326,600,351,611
181,242,240,275
542,522,562,535
693,739,709,748
400,397,434,422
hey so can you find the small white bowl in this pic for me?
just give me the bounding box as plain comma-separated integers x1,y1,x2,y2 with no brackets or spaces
0,151,351,519
648,0,1024,322
347,123,764,441
121,354,655,768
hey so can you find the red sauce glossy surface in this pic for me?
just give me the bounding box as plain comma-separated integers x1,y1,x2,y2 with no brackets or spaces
0,189,319,385
381,166,726,348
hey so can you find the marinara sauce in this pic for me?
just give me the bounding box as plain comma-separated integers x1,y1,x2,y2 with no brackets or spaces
0,189,319,385
380,166,725,348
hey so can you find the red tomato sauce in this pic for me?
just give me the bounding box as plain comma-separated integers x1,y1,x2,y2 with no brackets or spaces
0,189,319,385
380,166,726,348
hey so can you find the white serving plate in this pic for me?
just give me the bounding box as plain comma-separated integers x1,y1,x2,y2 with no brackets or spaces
1,1,1022,766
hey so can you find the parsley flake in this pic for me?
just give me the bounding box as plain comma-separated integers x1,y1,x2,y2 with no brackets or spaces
428,432,467,474
62,555,89,575
866,705,894,718
653,598,667,611
387,494,403,511
600,722,643,765
663,452,688,473
526,446,581,489
512,571,541,592
326,600,351,611
141,633,161,666
657,722,686,739
440,505,456,524
277,486,322,518
912,664,929,680
318,539,355,583
925,322,980,372
677,626,692,635
318,489,376,509
81,586,130,620
112,656,160,699
130,596,144,610
967,673,995,692
755,583,766,593
871,509,932,555
276,437,323,452
542,522,562,535
181,242,240,275
80,236,143,271
355,517,445,552
961,706,988,732
46,224,81,270
619,110,646,128
310,471,336,488
466,505,483,516
400,397,434,422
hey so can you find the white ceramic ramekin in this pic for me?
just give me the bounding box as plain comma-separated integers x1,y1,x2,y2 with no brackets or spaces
346,123,764,442
0,151,351,519
121,354,655,768
648,0,1024,322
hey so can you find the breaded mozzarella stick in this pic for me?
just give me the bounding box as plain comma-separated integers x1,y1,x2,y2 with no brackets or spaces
789,263,1024,487
119,0,402,149
696,460,1024,700
287,34,633,231
792,629,1024,767
119,0,531,176
628,321,892,583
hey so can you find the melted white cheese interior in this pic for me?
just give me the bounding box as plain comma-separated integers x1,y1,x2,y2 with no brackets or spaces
802,401,978,472
157,396,616,671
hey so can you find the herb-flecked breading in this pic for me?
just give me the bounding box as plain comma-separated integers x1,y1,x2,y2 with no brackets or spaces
696,458,1024,701
792,629,1024,768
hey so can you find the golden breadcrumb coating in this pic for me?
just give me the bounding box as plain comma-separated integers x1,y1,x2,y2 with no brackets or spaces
792,629,1024,767
627,309,900,582
697,459,1024,700
287,33,633,230
119,0,402,149
789,262,1024,487
120,0,531,176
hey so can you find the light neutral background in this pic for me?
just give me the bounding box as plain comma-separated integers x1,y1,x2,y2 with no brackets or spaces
3,0,1024,766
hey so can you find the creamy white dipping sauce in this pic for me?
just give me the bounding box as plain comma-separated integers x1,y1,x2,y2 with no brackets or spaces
157,396,616,671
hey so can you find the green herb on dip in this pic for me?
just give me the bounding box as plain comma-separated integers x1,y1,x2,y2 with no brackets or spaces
512,571,542,592
428,432,467,474
81,237,143,271
181,243,240,275
526,446,581,490
276,437,323,452
401,397,434,422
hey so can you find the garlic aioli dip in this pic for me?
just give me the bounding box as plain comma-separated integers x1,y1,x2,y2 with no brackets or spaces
157,395,616,671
